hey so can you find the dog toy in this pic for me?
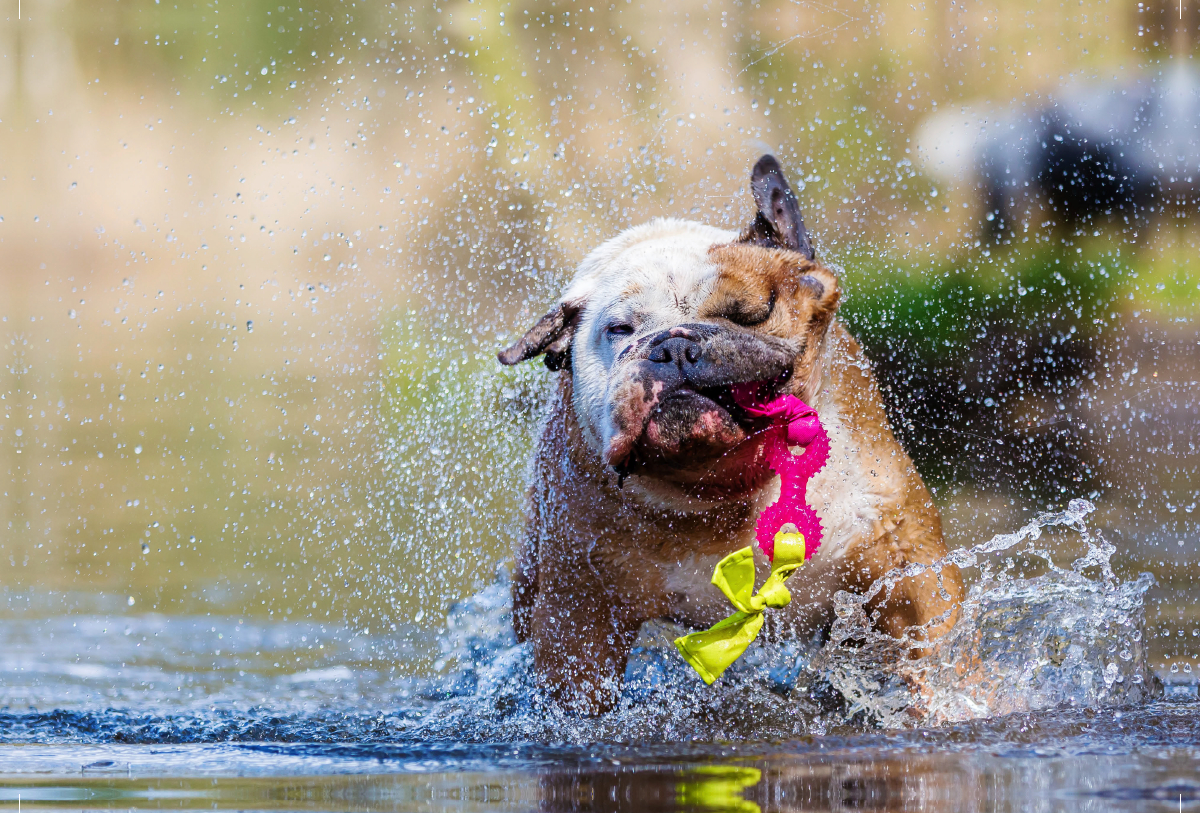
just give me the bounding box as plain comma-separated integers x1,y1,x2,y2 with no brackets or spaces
674,390,830,684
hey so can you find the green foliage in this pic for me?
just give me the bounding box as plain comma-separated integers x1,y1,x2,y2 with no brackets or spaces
839,241,1132,365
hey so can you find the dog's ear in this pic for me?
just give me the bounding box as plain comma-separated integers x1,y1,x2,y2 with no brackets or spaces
796,266,840,328
737,154,814,260
497,299,585,371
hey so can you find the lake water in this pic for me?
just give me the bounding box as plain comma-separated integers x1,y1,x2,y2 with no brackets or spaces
4,503,1200,811
2,703,1200,812
1,616,1199,812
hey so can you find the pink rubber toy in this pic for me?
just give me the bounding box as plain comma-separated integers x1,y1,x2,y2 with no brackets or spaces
732,384,830,561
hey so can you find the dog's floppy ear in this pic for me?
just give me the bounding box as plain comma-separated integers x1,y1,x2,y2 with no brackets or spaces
497,299,585,371
738,154,814,260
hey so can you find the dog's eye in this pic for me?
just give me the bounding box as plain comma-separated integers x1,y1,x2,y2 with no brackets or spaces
725,290,775,327
605,323,634,339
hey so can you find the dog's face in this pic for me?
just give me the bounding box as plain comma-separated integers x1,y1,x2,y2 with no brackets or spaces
500,156,840,503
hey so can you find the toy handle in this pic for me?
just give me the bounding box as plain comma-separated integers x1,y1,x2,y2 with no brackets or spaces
731,385,830,562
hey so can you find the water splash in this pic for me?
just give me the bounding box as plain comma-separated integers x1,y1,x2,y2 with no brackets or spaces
0,501,1167,749
397,571,836,743
404,498,1159,741
816,498,1160,728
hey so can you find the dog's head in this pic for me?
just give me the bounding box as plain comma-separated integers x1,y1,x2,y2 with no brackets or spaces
499,156,840,502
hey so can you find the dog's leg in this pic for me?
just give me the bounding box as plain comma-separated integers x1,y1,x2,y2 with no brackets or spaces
529,556,642,715
511,529,538,643
847,510,964,652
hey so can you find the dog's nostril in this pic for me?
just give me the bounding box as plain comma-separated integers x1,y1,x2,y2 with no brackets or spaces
648,336,702,368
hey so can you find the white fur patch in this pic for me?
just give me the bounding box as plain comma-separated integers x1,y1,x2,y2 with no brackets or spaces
807,397,881,563
563,219,736,455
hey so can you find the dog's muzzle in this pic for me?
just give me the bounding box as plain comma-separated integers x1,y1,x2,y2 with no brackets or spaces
603,324,797,473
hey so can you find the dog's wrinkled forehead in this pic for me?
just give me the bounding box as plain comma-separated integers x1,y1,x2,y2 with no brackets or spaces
566,219,736,332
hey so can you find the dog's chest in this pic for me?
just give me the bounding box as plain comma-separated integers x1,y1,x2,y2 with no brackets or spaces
654,411,885,629
658,543,845,630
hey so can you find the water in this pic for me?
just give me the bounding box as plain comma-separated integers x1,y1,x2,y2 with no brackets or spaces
4,499,1199,810
2,712,1200,811
819,500,1160,728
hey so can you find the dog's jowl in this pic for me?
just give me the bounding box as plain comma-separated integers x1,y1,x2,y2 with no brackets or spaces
499,155,963,714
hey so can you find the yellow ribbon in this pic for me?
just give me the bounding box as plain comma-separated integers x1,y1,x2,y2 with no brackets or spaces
676,767,763,813
673,532,807,685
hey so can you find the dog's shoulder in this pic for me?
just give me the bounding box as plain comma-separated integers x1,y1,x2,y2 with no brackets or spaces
812,321,941,559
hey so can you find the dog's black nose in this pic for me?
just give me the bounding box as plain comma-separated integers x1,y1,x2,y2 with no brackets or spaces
647,332,703,369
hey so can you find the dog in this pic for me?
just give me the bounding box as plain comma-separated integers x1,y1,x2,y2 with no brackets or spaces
498,155,963,714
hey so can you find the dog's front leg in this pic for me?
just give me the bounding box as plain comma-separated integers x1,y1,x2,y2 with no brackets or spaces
529,554,642,715
846,510,963,652
511,528,538,643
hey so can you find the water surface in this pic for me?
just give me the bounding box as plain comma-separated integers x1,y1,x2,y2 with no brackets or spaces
4,505,1200,811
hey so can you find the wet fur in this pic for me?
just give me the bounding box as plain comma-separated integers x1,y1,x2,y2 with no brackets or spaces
502,157,963,714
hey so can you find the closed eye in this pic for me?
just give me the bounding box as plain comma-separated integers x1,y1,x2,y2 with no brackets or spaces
725,289,776,327
605,323,635,339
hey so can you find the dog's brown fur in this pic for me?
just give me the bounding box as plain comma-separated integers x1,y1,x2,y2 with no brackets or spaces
502,156,963,714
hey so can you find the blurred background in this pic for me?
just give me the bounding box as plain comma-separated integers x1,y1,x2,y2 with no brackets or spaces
0,0,1197,684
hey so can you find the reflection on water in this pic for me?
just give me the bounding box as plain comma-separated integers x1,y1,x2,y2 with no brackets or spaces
1,710,1200,812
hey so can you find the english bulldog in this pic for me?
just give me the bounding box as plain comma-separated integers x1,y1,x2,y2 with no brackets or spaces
498,155,963,714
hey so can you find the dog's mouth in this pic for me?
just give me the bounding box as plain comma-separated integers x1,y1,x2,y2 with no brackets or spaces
609,370,792,483
693,371,792,431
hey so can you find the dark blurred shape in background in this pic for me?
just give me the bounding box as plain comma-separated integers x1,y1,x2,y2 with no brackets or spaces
887,57,1199,505
888,3,1199,534
981,65,1200,238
